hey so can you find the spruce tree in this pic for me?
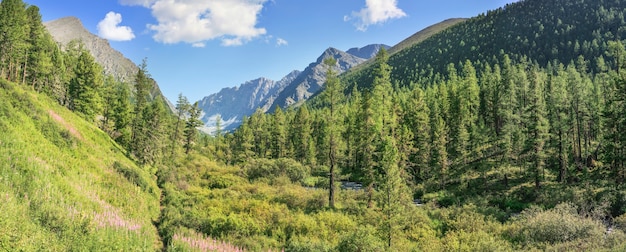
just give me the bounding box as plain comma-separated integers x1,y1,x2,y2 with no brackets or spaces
183,102,202,155
291,105,315,166
270,106,287,159
112,81,132,148
171,93,190,158
24,5,53,89
68,50,103,121
0,0,28,81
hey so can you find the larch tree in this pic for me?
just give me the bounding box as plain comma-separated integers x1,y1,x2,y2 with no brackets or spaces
524,66,549,189
130,59,154,163
357,90,378,208
405,86,430,182
320,56,344,208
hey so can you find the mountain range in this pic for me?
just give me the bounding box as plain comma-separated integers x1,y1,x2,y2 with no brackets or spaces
196,18,467,134
197,44,389,133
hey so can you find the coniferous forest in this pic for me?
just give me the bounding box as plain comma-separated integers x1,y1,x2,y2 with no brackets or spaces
2,0,626,251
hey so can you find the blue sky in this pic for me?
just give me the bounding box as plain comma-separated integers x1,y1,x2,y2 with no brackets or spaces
27,0,518,103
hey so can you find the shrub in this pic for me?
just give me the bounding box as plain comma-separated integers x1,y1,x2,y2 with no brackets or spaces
615,213,626,232
112,161,158,195
286,236,333,252
244,158,309,184
336,225,385,252
507,202,605,246
442,230,512,252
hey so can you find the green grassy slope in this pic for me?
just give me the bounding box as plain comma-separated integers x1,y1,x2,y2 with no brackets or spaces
0,79,161,251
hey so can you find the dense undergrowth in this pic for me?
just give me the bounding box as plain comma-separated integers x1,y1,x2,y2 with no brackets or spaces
156,150,626,251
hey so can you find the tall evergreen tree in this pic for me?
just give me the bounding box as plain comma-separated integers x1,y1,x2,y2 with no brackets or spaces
139,98,167,165
602,41,626,185
405,86,430,182
112,81,132,148
171,93,190,158
377,135,410,248
291,105,316,166
0,0,28,81
356,90,378,208
320,57,344,208
24,5,53,89
68,50,103,121
524,66,549,188
130,59,154,163
546,64,571,182
233,116,255,163
270,106,288,159
183,102,202,155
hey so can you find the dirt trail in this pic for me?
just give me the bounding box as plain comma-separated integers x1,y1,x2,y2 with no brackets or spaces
48,110,84,141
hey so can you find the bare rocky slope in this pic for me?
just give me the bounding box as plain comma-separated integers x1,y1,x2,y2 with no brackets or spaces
197,45,388,133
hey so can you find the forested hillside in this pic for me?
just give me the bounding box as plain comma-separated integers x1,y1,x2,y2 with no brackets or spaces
3,0,626,251
344,0,626,89
212,0,626,249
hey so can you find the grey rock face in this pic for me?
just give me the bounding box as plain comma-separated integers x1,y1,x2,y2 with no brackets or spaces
346,44,391,59
197,70,300,133
197,44,388,134
268,47,368,110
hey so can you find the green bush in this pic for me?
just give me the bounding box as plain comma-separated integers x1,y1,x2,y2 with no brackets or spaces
244,158,310,184
442,230,512,252
507,202,605,246
286,236,333,252
112,161,158,194
615,213,626,232
336,225,385,252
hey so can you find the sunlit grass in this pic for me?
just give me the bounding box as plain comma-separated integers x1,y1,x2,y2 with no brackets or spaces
0,79,161,250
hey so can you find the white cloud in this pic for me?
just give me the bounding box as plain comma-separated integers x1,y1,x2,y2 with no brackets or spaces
346,0,407,31
276,37,288,46
192,42,206,48
119,0,156,7
121,0,268,46
97,11,135,41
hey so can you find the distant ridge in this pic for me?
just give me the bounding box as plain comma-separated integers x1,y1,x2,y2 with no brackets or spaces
347,44,391,60
388,18,467,55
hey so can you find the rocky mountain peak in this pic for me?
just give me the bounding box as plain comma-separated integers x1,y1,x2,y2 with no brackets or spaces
346,44,391,59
